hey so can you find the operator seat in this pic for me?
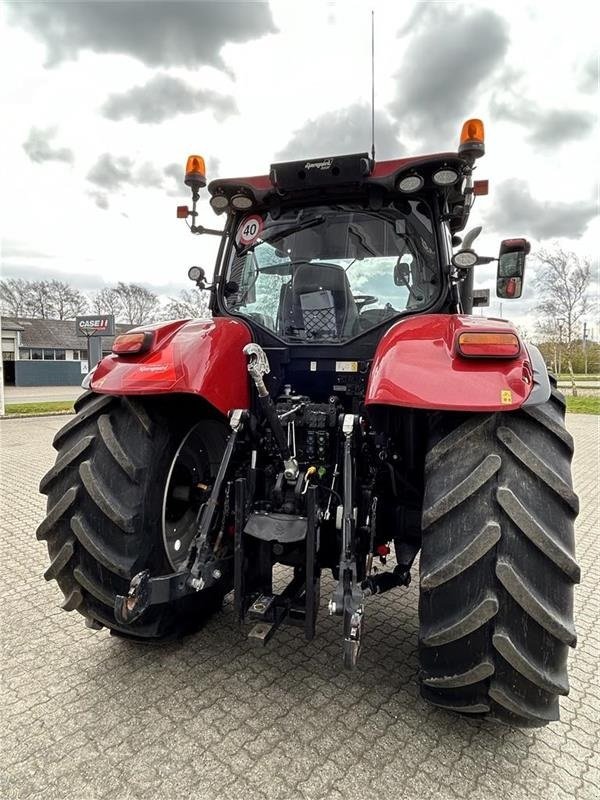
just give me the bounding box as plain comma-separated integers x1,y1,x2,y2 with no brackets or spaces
278,262,358,339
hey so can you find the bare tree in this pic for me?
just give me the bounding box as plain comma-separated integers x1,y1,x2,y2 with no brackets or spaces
89,287,123,318
46,280,88,319
534,246,593,393
114,282,159,325
27,280,55,318
0,278,34,317
161,288,211,320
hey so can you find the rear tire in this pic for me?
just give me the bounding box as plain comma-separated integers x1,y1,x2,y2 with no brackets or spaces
419,379,579,726
37,392,229,639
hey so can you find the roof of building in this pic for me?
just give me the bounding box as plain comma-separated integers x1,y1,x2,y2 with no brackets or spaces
1,316,132,349
1,318,25,331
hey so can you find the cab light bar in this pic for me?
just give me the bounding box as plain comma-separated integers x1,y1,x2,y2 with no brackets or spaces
457,332,520,358
112,331,154,355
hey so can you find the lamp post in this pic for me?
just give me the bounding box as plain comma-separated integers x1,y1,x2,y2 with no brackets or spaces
583,320,588,375
557,320,563,377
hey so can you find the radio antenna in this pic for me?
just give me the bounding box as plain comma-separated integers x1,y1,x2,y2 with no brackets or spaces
370,9,376,162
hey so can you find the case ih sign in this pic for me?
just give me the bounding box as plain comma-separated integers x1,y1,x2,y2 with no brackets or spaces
76,315,115,337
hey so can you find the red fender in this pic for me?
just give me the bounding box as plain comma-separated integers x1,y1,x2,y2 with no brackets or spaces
91,318,252,415
365,314,533,412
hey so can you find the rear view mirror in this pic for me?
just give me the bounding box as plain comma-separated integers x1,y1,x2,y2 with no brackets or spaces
496,238,530,299
394,261,410,285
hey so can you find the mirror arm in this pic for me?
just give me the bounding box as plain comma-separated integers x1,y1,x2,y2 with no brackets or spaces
190,224,226,237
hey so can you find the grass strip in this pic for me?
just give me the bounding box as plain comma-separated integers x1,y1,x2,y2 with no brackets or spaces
565,395,600,414
4,401,75,415
557,375,599,382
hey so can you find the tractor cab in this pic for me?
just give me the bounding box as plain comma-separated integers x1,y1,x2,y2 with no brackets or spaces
203,148,465,347
180,120,527,364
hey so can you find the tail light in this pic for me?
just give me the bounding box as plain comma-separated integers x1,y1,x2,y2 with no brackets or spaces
112,331,154,355
457,332,520,358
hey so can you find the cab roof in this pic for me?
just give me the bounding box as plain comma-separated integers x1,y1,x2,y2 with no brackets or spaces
207,151,474,232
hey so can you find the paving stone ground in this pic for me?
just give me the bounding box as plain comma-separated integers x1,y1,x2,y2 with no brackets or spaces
1,413,598,800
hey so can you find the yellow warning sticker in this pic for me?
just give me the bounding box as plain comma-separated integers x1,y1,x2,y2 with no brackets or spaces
335,361,358,373
501,390,513,404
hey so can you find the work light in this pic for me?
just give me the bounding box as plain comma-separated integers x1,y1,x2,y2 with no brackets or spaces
432,168,459,186
397,174,423,193
452,250,478,268
210,193,229,213
231,193,253,211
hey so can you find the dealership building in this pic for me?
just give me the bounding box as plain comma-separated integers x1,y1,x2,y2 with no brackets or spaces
1,316,130,386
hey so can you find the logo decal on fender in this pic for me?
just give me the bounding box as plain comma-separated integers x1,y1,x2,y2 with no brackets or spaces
501,390,513,404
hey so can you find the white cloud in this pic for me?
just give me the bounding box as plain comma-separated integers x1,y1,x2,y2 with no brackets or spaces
102,75,236,124
23,126,74,164
0,0,597,336
485,180,596,240
6,0,275,68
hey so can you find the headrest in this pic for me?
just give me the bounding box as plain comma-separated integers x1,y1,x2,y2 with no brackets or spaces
292,262,349,295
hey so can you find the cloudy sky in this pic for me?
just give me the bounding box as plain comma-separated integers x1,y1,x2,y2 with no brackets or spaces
0,0,597,328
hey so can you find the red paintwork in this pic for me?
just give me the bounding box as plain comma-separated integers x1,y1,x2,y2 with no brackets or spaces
365,314,533,412
370,153,460,179
91,317,252,416
208,174,272,193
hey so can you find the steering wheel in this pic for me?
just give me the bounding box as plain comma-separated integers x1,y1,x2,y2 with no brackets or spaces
353,294,378,310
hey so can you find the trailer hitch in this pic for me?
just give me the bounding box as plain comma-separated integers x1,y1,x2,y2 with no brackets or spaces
114,408,248,626
114,568,194,625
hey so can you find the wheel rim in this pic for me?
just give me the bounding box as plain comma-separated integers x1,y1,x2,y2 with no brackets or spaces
162,422,215,571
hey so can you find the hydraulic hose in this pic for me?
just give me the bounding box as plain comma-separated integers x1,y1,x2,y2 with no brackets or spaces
243,343,298,480
258,393,292,462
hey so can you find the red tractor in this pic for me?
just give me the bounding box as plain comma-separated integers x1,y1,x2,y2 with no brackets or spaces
39,119,579,727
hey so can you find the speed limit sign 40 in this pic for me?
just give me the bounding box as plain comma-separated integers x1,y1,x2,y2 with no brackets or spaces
236,214,264,247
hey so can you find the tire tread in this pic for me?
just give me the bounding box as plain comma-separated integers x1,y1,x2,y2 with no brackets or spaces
38,394,227,639
419,392,578,727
